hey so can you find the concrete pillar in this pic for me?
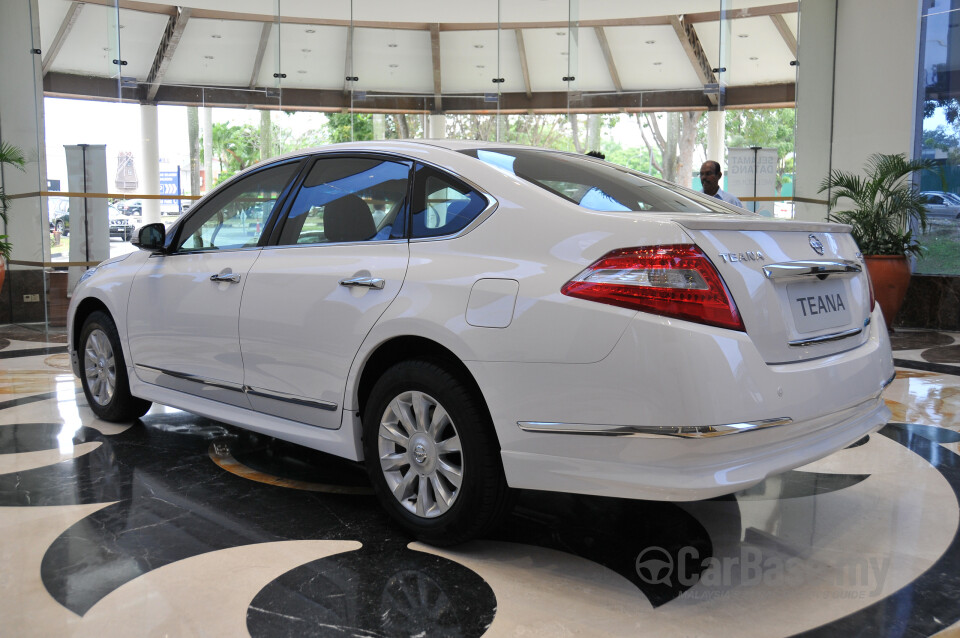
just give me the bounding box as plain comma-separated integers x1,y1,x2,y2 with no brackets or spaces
202,107,214,193
707,110,725,167
140,104,161,225
372,114,386,140
428,114,447,139
793,0,920,222
0,0,49,322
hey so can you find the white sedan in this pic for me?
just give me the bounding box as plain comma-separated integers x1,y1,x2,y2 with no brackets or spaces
67,141,894,544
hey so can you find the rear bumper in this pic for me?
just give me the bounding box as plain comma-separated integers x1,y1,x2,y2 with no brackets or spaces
500,394,889,501
468,305,894,501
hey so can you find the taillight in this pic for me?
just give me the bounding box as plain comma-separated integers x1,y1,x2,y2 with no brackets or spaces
561,244,745,331
864,265,876,312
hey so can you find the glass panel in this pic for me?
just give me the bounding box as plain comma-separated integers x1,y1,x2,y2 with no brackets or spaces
915,0,960,275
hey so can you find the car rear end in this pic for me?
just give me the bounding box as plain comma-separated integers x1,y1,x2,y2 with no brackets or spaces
451,145,893,500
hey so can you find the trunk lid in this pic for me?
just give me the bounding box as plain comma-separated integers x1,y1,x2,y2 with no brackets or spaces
673,216,871,364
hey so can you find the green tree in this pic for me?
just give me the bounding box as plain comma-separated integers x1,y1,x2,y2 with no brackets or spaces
724,108,796,191
326,113,374,143
207,123,260,184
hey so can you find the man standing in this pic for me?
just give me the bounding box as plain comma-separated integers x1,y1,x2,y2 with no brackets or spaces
699,161,744,208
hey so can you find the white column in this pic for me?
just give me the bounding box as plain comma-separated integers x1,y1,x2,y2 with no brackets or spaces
793,0,838,223
372,114,386,140
64,145,108,290
202,107,214,193
706,111,725,167
140,104,161,225
428,114,447,139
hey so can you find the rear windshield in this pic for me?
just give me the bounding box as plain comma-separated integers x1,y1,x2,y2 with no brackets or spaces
460,147,744,214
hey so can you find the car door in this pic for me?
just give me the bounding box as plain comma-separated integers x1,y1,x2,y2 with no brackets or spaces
127,160,303,407
239,155,412,429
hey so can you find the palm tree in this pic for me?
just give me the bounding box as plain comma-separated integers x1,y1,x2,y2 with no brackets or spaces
0,141,27,262
819,153,936,257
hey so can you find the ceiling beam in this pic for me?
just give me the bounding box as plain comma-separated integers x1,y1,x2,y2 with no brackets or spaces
669,15,718,106
515,30,533,99
42,2,84,76
144,7,192,102
249,22,273,88
77,0,798,32
430,23,443,112
343,25,354,96
594,26,623,93
44,71,795,113
770,14,797,58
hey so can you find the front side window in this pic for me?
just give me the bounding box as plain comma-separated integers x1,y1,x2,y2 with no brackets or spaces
176,162,301,251
461,148,736,214
278,157,411,245
410,164,489,238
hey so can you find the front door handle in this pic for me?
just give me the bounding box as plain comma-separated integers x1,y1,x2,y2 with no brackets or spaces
339,276,385,290
210,272,241,284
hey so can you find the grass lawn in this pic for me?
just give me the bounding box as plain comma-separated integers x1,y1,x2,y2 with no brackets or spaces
914,218,960,275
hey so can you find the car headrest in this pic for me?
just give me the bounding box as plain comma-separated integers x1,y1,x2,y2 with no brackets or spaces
324,194,376,243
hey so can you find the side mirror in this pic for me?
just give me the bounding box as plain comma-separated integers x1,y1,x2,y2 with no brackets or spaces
134,223,166,252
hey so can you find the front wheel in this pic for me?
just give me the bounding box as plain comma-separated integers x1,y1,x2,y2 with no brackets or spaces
363,359,509,546
79,311,152,421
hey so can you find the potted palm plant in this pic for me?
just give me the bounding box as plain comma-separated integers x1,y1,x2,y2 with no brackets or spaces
0,141,27,293
819,153,936,329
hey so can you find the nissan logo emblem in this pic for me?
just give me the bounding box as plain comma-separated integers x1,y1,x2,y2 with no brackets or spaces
809,234,825,256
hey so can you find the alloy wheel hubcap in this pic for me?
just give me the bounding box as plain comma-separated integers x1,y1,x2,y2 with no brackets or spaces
378,390,463,519
83,328,117,406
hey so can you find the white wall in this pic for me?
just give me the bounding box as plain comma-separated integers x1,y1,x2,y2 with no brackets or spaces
0,0,49,265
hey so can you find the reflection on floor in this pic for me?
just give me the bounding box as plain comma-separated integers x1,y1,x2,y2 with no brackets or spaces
1,324,959,637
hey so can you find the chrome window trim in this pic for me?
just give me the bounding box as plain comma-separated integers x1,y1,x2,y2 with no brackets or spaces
408,196,499,243
516,417,794,439
156,246,265,257
260,238,408,251
763,260,862,280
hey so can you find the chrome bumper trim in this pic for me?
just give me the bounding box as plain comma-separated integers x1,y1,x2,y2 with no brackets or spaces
763,259,862,280
517,417,794,439
788,325,864,347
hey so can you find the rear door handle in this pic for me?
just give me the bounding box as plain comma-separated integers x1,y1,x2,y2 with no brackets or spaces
339,276,385,290
210,272,241,284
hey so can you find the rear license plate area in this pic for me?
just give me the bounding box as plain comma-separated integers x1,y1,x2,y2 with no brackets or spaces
786,279,852,334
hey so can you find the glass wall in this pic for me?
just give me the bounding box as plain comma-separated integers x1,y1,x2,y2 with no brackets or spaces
916,0,960,276
0,0,803,326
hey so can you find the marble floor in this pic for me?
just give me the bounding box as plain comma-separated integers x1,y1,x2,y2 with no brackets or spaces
1,323,959,637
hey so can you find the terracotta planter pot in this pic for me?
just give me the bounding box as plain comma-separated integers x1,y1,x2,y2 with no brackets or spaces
864,255,912,330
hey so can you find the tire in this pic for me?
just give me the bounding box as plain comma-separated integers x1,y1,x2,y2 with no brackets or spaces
55,219,66,235
79,311,152,421
363,359,509,546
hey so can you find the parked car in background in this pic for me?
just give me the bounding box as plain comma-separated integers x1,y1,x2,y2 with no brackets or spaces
67,141,894,544
115,199,143,215
52,205,141,241
49,196,70,233
920,191,960,218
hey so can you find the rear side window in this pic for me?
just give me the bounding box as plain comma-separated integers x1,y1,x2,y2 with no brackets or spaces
278,157,411,245
462,148,735,214
411,164,488,238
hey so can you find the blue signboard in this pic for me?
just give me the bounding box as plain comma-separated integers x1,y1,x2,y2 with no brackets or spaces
159,169,181,211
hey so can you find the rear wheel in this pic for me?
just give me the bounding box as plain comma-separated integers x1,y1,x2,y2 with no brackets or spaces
79,311,151,421
363,359,509,546
55,219,66,235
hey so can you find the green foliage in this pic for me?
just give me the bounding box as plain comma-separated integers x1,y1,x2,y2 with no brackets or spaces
325,113,373,144
207,123,262,185
724,109,795,191
0,141,27,261
601,141,656,174
819,153,936,257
